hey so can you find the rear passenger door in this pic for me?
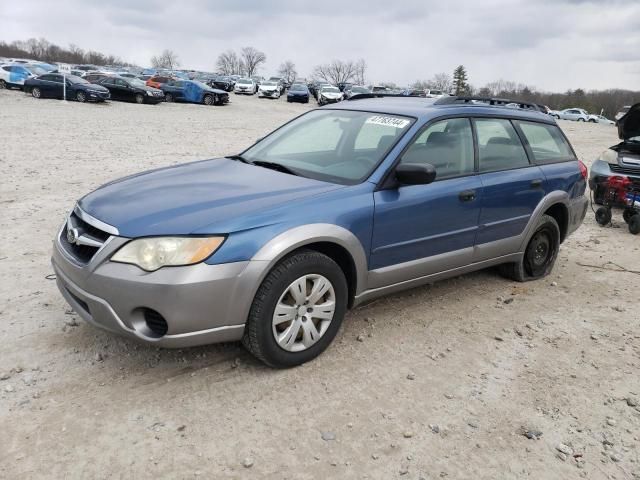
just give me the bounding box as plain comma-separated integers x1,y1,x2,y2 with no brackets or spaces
473,117,545,261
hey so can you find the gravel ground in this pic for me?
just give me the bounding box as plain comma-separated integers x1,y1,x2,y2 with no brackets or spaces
0,90,639,480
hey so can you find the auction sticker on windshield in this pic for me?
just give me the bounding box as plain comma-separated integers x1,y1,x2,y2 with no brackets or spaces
365,115,411,129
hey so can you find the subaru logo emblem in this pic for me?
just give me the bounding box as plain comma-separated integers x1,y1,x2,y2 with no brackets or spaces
66,227,79,244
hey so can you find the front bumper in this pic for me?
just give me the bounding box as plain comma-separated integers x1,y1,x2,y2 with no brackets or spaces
259,90,279,97
288,94,309,102
51,235,257,348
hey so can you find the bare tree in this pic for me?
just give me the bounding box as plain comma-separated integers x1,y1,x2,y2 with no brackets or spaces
313,59,360,85
240,47,266,77
353,59,367,85
216,50,245,75
151,49,180,70
428,72,453,93
278,60,297,84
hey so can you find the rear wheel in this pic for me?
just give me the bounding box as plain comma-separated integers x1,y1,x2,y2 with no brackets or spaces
164,93,173,102
135,93,144,104
243,250,348,368
203,94,213,105
578,117,585,122
629,215,640,235
76,91,87,102
0,79,6,89
622,208,635,224
500,214,560,282
32,87,42,99
595,207,612,226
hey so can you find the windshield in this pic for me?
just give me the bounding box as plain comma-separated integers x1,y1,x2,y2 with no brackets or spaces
241,110,414,185
68,75,89,84
25,65,46,75
352,87,370,94
238,78,252,84
129,78,147,87
290,84,306,91
262,81,277,86
321,87,340,93
190,80,210,89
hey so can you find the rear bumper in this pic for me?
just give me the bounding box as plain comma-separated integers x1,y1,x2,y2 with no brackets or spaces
567,195,589,237
51,237,258,348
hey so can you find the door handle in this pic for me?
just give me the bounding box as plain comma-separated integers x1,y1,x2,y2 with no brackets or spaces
530,179,543,189
458,189,476,202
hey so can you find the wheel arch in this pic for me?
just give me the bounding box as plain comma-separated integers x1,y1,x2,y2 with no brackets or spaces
250,224,368,307
544,202,569,243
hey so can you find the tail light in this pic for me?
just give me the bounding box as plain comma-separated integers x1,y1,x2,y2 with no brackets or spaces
578,160,588,179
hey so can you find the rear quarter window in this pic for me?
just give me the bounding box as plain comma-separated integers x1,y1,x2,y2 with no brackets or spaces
515,121,575,164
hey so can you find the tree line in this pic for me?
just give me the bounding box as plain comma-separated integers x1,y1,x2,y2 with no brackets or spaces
0,38,132,67
412,65,638,117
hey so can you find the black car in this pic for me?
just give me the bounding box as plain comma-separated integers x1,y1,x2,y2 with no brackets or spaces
24,73,110,102
337,82,353,92
98,76,164,104
286,83,310,103
206,75,234,92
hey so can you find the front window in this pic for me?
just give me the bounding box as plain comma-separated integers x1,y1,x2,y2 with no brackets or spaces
68,75,89,84
241,110,414,184
401,118,474,180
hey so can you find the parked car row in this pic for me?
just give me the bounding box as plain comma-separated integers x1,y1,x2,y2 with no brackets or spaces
548,107,615,124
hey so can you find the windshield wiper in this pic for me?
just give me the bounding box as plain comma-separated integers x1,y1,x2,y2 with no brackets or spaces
227,154,253,164
252,160,300,176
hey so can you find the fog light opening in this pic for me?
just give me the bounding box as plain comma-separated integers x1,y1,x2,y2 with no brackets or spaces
142,308,168,338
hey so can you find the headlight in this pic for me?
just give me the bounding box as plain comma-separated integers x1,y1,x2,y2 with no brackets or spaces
111,236,225,271
147,91,154,96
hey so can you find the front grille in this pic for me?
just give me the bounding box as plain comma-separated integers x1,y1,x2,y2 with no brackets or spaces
59,211,110,265
610,164,640,176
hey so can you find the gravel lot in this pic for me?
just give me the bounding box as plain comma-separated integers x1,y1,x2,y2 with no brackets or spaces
1,90,639,480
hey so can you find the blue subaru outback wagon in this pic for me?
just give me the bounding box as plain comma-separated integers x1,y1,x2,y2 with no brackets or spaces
52,96,589,367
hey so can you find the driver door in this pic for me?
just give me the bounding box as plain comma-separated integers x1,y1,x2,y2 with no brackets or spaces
370,117,482,287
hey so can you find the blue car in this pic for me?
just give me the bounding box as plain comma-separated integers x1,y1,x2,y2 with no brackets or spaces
51,96,588,367
287,83,310,103
161,79,229,106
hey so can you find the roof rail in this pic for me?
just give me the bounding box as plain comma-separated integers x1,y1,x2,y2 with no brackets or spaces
435,96,542,112
346,93,405,101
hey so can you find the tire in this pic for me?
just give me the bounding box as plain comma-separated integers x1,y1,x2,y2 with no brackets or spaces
623,208,634,224
0,79,6,89
164,93,173,102
629,215,640,235
242,250,348,368
595,207,612,226
588,119,596,123
499,214,560,282
31,87,42,99
203,94,213,105
76,91,86,103
135,93,144,104
552,114,560,119
578,118,585,122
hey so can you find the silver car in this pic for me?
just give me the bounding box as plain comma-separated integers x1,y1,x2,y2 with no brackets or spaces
550,108,589,122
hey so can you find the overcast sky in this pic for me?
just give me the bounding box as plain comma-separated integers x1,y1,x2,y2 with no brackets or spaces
1,0,639,91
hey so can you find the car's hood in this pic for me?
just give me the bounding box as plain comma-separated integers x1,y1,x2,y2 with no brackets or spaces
617,102,640,141
78,158,342,237
321,92,342,98
260,86,278,91
139,85,162,93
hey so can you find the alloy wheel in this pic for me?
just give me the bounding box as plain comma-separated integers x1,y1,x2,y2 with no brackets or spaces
272,274,336,352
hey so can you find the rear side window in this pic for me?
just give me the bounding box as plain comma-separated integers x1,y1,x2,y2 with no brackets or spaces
515,121,575,164
475,118,529,172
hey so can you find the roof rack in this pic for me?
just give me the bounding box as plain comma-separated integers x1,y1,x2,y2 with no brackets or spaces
434,96,542,112
346,93,405,101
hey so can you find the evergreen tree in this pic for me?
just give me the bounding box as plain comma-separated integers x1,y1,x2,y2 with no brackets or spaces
453,65,470,96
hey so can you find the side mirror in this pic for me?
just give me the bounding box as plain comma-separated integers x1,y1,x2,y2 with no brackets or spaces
395,163,437,185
